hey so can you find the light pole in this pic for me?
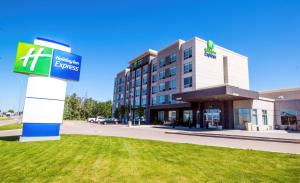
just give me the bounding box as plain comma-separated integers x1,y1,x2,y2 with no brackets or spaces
14,75,27,124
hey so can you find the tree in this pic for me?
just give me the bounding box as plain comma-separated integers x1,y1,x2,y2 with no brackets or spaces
81,98,98,119
7,109,14,113
63,93,112,120
125,105,131,122
136,107,144,126
114,108,120,120
119,105,126,123
64,93,82,120
97,100,112,118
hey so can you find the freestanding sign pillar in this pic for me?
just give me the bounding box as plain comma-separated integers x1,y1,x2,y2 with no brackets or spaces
20,76,67,141
14,37,81,142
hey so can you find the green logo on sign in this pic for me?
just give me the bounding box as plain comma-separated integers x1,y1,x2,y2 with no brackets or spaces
204,40,216,58
13,42,53,76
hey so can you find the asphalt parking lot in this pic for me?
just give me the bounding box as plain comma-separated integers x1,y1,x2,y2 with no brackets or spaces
62,121,300,154
1,120,300,154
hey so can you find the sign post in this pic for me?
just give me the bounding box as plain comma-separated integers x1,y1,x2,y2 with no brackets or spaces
13,38,82,142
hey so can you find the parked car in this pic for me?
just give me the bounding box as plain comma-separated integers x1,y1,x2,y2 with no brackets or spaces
88,117,119,124
106,118,119,124
88,117,106,123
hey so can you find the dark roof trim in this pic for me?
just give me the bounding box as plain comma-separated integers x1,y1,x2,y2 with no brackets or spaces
173,85,259,102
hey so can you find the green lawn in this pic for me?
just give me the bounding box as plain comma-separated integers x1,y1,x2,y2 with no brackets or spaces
0,123,22,131
0,135,299,183
0,117,10,121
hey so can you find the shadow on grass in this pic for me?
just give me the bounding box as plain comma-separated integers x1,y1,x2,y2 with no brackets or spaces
0,136,20,141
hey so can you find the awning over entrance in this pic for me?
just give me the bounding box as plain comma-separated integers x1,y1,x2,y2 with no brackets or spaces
149,103,191,110
173,85,259,102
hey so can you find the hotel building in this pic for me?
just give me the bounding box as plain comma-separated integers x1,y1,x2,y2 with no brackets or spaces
113,37,300,131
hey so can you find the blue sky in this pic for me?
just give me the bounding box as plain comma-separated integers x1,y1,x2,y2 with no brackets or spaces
0,0,299,111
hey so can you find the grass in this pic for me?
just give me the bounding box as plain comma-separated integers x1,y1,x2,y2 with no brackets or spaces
0,135,299,183
0,123,22,131
0,117,10,121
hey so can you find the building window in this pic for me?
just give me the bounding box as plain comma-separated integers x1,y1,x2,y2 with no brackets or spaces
142,96,147,107
169,66,176,77
135,97,140,106
251,109,258,125
184,47,192,60
183,110,193,123
158,111,164,121
262,110,268,125
168,94,173,104
130,81,134,88
159,95,165,104
143,65,148,74
142,87,147,95
152,85,158,94
168,111,176,122
136,68,141,77
135,88,140,97
152,74,158,83
152,62,158,72
184,77,192,88
159,58,166,68
170,53,176,63
131,71,135,79
142,75,148,85
130,88,134,97
184,62,192,73
151,96,157,105
238,109,251,124
281,110,297,125
130,98,134,106
135,79,141,87
169,79,176,90
159,70,165,79
159,82,165,92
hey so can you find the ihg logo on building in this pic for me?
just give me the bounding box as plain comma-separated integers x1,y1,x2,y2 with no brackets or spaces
204,40,216,59
14,42,54,76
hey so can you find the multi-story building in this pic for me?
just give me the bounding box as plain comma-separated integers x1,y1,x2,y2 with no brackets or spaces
112,69,129,113
113,50,157,122
113,37,300,131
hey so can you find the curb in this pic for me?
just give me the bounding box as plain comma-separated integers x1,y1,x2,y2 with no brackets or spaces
165,131,300,144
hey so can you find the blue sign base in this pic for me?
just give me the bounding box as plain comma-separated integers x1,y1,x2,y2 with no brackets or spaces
20,123,61,142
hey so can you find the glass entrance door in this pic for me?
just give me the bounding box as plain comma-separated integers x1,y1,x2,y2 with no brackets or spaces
203,109,221,128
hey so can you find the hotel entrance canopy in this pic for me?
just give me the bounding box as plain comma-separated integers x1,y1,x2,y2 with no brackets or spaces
173,85,259,102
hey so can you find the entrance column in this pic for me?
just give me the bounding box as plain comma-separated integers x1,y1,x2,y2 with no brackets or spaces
224,100,234,129
198,102,204,128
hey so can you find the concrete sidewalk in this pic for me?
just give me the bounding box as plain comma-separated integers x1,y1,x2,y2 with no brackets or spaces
152,126,300,139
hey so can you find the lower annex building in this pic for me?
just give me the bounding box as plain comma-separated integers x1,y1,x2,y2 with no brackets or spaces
113,37,300,131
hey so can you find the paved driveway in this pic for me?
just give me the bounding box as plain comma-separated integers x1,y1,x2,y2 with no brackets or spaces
60,121,300,154
0,118,19,126
1,121,300,154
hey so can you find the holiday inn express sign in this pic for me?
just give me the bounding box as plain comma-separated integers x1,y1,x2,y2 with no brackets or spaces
204,40,216,59
14,42,81,81
14,38,82,142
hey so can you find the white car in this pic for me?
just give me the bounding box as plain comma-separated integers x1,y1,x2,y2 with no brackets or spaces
88,117,106,123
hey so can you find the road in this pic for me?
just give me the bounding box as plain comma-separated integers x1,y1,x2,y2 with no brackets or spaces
0,118,19,126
